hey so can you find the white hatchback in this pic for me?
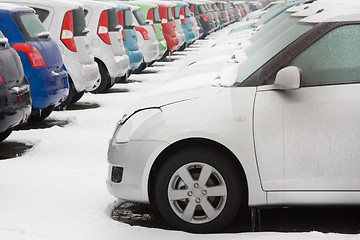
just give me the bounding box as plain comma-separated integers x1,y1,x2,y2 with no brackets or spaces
2,0,100,107
77,0,129,93
128,4,159,72
107,3,360,233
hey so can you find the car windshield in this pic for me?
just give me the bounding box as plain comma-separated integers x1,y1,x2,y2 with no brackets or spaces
133,9,146,25
167,7,173,21
246,12,300,56
236,22,313,83
14,12,48,40
184,6,191,18
73,8,87,36
153,8,161,23
108,8,120,32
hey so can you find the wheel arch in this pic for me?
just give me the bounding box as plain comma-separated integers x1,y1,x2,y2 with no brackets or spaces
148,137,249,206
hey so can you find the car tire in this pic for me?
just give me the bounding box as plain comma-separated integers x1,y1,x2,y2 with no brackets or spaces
154,146,242,233
0,128,13,142
90,61,110,94
55,76,77,111
70,91,85,104
28,105,54,122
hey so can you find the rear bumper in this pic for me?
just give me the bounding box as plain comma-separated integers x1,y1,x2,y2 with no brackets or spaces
126,48,143,71
67,60,99,93
26,67,69,109
0,85,31,133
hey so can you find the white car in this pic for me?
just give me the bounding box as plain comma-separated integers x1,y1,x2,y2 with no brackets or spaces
128,4,159,72
1,0,100,107
107,3,360,233
169,1,186,51
76,0,130,93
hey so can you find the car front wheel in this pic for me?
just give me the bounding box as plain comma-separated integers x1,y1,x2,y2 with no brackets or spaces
154,147,242,233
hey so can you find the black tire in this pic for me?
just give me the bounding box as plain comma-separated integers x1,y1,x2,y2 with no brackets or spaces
132,61,146,74
154,146,242,233
28,105,54,122
55,76,76,111
89,61,111,94
70,90,85,104
0,128,12,142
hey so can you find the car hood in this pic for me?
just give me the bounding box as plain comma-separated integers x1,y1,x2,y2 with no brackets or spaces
124,82,224,117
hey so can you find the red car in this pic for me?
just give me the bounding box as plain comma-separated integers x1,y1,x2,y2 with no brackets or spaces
150,1,179,54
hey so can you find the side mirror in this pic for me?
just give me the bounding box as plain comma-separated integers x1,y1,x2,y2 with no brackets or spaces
274,66,302,90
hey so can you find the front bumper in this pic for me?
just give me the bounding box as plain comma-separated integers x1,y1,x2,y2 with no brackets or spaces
107,139,168,202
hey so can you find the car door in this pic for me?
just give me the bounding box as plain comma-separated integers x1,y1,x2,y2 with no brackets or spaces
254,24,360,192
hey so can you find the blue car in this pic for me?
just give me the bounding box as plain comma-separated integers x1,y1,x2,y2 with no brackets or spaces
0,3,68,121
174,1,195,46
115,4,143,81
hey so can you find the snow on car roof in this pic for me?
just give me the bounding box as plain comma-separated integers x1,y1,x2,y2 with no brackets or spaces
0,2,33,12
301,8,360,23
76,0,118,10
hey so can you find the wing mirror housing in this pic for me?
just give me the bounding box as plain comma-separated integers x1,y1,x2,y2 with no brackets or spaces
274,66,302,90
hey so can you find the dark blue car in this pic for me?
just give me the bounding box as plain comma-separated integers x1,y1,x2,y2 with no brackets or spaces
0,3,68,121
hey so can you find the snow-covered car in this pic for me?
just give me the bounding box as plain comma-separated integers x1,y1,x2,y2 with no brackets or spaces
106,5,360,233
76,0,129,93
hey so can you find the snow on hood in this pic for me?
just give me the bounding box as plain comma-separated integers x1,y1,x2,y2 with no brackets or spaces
123,81,223,117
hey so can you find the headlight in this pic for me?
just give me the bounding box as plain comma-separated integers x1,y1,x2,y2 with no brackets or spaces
113,108,161,143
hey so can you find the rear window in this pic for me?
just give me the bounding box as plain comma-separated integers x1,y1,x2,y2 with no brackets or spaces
172,6,179,20
167,7,173,21
153,8,161,23
72,8,87,37
13,12,49,41
133,9,146,25
198,5,206,14
184,6,191,18
107,8,119,32
124,9,134,28
32,8,50,22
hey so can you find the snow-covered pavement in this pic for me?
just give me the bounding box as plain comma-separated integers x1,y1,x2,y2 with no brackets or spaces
0,21,359,240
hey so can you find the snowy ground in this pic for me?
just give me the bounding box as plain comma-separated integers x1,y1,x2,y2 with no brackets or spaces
0,21,359,240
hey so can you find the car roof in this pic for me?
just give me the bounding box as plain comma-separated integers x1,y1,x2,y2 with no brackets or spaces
301,7,360,23
0,2,33,13
76,0,117,10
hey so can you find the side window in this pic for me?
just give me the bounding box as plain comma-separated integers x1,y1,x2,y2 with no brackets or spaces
33,8,50,23
290,24,360,86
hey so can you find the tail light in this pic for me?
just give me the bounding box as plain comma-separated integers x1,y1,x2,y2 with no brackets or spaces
98,10,111,45
180,7,185,25
121,30,126,41
12,43,46,68
117,11,124,26
147,8,154,21
61,11,77,52
0,74,3,83
199,14,208,22
135,26,150,40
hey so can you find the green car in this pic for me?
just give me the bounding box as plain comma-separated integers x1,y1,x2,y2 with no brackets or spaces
125,1,168,59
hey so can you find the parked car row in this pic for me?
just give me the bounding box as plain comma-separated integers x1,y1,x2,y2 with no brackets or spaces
0,0,249,142
106,0,360,234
